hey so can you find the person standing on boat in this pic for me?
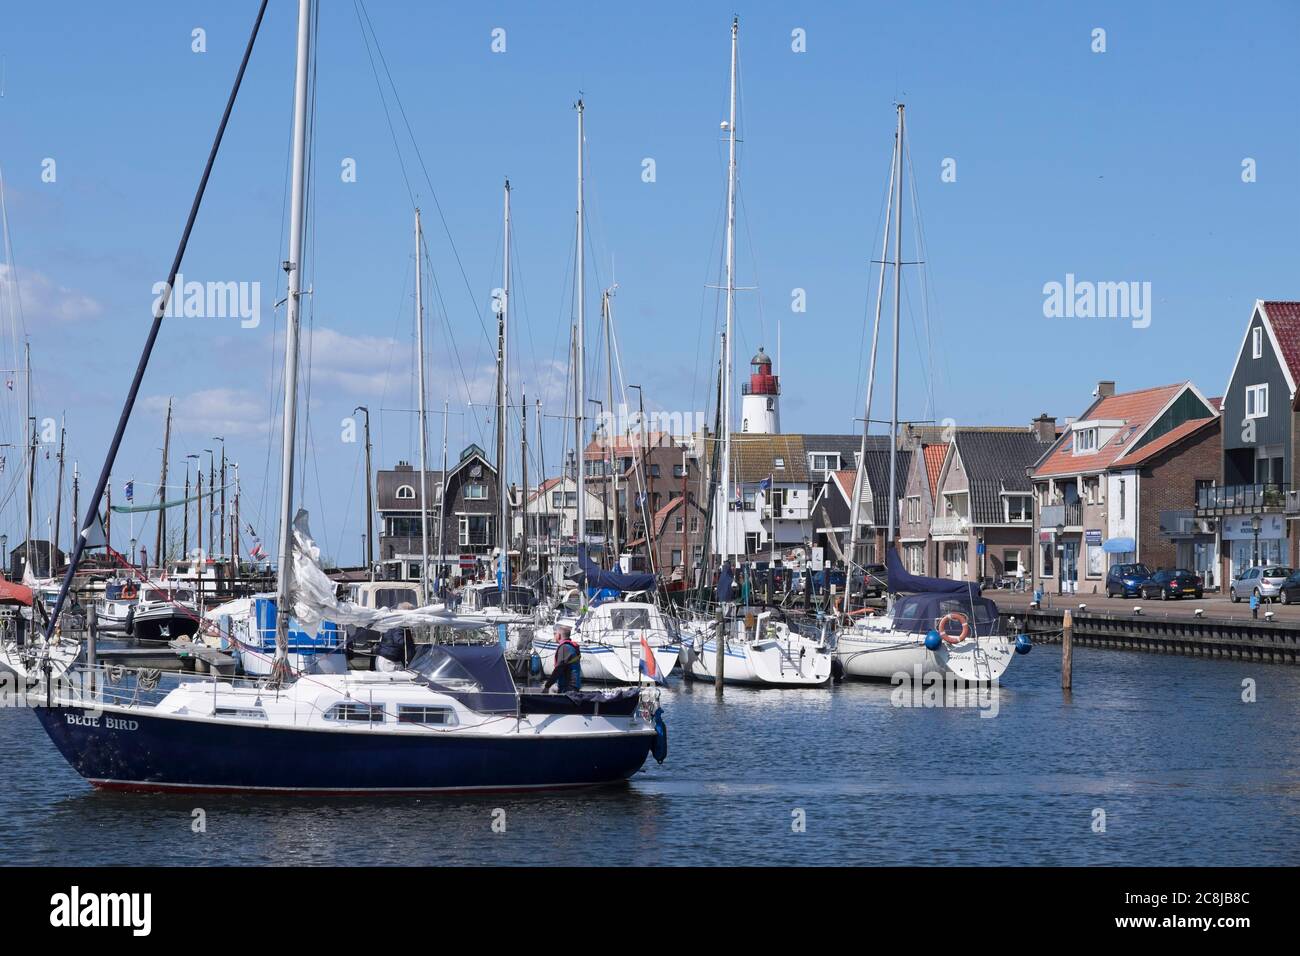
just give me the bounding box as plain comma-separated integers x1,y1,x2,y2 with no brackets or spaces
544,624,581,693
375,602,417,671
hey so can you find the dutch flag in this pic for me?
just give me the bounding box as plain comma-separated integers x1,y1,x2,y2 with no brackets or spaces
640,634,665,684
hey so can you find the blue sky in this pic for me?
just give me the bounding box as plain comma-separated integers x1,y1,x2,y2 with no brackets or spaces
1,0,1298,565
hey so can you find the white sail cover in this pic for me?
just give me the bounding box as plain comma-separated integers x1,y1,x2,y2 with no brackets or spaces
287,510,528,636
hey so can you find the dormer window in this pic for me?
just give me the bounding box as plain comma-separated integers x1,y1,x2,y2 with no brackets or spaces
773,457,785,470
396,484,416,500
1074,428,1098,454
1252,326,1263,359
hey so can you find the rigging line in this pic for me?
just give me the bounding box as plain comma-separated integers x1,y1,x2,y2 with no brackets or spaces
44,0,272,639
350,0,416,206
420,236,489,451
853,146,900,433
355,0,487,337
375,252,414,481
905,135,946,423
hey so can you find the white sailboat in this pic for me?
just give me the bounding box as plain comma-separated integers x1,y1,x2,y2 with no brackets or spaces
834,105,1025,684
677,18,832,688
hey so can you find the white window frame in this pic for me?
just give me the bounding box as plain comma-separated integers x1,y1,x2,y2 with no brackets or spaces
1074,427,1098,454
1245,383,1269,419
1252,326,1263,359
395,484,416,500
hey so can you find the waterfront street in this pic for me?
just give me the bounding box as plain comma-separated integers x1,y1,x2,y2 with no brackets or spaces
995,589,1300,625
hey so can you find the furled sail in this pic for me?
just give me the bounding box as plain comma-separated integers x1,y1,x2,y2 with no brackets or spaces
286,510,528,636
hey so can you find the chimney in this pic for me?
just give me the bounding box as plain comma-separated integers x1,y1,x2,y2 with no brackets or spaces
1032,413,1057,443
1096,380,1116,399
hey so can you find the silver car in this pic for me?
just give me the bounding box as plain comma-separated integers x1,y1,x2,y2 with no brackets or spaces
1230,565,1293,603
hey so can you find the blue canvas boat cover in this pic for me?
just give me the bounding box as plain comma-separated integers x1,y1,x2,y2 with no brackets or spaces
717,562,735,602
576,544,657,593
886,548,980,596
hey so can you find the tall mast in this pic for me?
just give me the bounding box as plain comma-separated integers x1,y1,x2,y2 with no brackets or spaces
575,99,588,561
520,385,528,579
603,288,619,559
885,104,904,546
720,16,739,565
846,117,898,610
155,399,172,565
438,400,447,590
355,405,374,579
415,207,431,604
23,342,32,574
273,0,314,665
497,178,511,589
53,417,66,567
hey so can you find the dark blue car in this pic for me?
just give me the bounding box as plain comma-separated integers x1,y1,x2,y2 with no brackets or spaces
1105,563,1152,598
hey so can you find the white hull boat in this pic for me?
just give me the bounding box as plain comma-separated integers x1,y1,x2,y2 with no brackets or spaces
534,600,680,684
682,610,833,687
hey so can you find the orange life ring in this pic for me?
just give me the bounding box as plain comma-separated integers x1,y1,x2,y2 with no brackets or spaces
937,611,970,644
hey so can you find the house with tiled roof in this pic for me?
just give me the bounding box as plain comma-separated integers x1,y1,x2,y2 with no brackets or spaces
898,442,948,575
930,422,1057,583
1030,380,1219,593
1195,300,1300,581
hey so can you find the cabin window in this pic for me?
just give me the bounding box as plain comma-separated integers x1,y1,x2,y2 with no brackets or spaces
324,703,385,723
1253,326,1263,359
214,707,266,720
396,484,416,500
1246,383,1268,419
609,608,652,630
397,705,456,726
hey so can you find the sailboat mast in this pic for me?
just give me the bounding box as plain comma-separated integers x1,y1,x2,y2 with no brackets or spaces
575,99,587,561
156,398,172,565
885,103,904,545
720,16,738,566
415,207,431,604
23,342,32,573
438,400,447,589
273,0,314,663
603,289,618,559
846,119,898,609
498,179,511,589
53,417,66,568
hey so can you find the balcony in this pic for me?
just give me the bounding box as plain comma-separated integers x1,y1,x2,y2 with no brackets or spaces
1197,483,1285,514
1159,509,1215,537
931,514,970,537
1040,502,1083,529
762,503,810,521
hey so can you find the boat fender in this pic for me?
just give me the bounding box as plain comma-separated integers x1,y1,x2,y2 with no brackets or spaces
924,628,942,651
1015,633,1033,655
529,651,542,675
830,656,845,683
123,607,135,637
651,707,668,764
937,612,970,644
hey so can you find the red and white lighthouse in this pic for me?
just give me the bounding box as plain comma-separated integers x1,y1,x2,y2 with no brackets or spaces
740,347,780,434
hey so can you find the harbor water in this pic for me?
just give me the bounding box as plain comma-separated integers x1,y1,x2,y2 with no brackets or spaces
2,645,1298,866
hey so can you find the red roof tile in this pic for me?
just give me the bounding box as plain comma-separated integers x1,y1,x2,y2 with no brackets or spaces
1109,417,1217,469
922,443,948,500
1032,383,1188,478
1262,301,1300,392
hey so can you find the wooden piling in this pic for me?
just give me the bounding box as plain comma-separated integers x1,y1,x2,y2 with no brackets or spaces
1061,608,1073,690
714,606,725,697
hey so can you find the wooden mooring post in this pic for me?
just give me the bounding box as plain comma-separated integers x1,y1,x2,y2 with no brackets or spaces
714,606,725,697
1061,608,1073,690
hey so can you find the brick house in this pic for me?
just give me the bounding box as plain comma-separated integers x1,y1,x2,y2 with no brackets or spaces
1030,381,1220,593
376,445,499,583
898,441,947,575
931,426,1055,583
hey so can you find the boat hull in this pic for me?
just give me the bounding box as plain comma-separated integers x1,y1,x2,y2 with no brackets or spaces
33,703,656,794
684,639,832,687
534,637,680,684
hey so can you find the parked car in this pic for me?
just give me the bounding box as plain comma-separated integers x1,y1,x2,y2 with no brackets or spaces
1230,565,1294,603
1105,563,1153,598
854,564,888,598
1277,570,1300,605
1139,568,1203,600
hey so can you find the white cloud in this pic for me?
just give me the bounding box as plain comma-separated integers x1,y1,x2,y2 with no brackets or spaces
0,263,104,324
143,388,270,440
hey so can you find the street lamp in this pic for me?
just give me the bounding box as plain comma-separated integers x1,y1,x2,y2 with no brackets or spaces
1055,522,1066,595
1251,513,1262,567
